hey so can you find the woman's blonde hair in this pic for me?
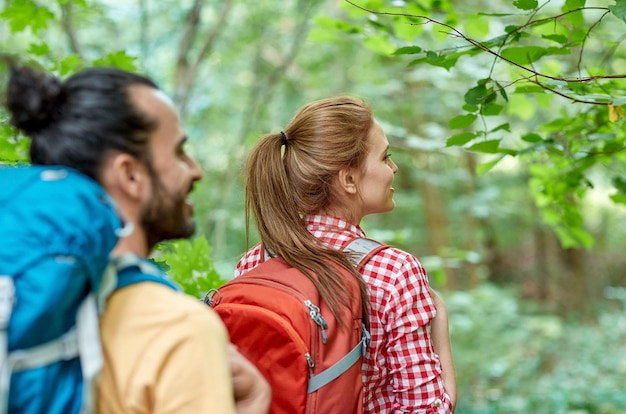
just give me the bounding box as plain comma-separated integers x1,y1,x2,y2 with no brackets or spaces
244,97,373,327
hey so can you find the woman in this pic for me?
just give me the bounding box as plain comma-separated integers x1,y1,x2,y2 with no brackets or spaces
236,97,456,413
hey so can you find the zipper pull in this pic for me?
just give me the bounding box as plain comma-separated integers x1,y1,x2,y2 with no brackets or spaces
304,299,328,344
305,352,315,377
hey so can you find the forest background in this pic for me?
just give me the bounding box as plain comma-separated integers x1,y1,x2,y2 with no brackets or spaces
1,0,626,412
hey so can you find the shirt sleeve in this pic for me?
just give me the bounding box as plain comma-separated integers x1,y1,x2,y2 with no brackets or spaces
382,251,443,411
153,307,236,414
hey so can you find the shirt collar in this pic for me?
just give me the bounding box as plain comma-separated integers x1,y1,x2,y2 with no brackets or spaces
305,214,366,238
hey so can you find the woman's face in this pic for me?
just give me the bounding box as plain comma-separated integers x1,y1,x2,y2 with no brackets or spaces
355,121,398,218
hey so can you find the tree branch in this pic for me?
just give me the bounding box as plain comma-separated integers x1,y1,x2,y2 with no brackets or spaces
60,1,84,60
343,1,626,95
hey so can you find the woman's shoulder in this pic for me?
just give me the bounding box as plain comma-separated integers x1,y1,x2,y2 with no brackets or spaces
362,242,428,283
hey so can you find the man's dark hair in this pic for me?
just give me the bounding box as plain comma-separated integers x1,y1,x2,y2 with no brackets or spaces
5,66,159,180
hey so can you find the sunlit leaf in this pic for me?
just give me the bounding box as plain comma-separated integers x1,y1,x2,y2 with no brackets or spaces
59,54,84,76
463,16,490,39
609,104,625,122
28,42,51,56
501,46,546,65
393,46,423,55
542,34,569,44
491,123,511,133
563,0,586,11
0,0,55,33
92,51,138,71
363,34,395,55
506,94,535,120
476,155,505,175
468,139,500,153
513,0,538,11
446,132,477,146
449,114,477,129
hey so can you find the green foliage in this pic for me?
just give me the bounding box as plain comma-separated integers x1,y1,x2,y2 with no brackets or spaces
609,0,626,20
1,0,54,34
154,236,228,299
447,285,626,413
329,0,626,249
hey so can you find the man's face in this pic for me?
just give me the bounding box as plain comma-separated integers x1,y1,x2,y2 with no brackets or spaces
131,86,203,247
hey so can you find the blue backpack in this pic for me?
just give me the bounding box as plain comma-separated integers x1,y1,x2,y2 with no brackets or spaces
0,165,177,414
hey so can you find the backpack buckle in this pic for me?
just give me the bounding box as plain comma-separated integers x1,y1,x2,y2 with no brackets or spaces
203,289,221,307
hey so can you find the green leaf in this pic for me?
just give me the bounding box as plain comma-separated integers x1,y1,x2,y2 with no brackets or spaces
513,0,538,10
491,123,511,133
420,50,459,70
506,94,536,120
363,34,395,55
28,42,51,57
612,176,626,193
476,155,505,175
393,46,423,55
563,0,586,11
0,0,55,33
570,226,595,249
609,0,626,20
610,193,626,205
464,83,488,106
463,16,490,39
155,236,227,298
92,51,138,71
448,114,477,129
542,34,569,44
0,126,29,163
393,17,423,41
482,103,504,116
314,15,354,32
468,139,500,153
500,46,546,65
446,132,477,147
495,81,508,102
566,9,584,26
522,133,543,143
59,54,84,76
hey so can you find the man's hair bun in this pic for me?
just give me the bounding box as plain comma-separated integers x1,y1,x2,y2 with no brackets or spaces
7,66,64,134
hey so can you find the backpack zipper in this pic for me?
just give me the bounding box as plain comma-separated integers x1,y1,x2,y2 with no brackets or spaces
220,277,325,377
304,300,328,344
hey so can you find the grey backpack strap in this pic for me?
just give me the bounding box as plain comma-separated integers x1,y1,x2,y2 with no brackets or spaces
305,238,386,393
0,276,15,414
342,237,388,271
0,277,101,414
307,324,370,393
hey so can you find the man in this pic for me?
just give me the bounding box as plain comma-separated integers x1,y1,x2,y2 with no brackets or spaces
4,65,270,413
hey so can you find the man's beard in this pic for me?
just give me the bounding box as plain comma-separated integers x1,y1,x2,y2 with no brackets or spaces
141,175,196,249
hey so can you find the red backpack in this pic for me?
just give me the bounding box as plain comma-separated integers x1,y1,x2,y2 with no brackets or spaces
205,238,386,414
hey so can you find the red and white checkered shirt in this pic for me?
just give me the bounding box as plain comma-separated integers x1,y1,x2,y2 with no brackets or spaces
235,215,452,413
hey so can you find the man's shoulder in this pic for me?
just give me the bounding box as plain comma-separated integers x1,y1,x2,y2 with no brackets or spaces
104,282,227,339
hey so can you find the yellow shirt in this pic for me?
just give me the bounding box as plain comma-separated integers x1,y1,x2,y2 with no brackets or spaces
97,282,235,414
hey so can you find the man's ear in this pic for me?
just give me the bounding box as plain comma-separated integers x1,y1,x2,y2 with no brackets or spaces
337,167,358,195
103,153,149,200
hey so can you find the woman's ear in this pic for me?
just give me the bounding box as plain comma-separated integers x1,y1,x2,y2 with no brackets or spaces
337,167,358,195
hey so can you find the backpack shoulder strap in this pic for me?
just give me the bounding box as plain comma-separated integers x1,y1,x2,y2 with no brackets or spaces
304,237,386,394
0,276,15,413
342,237,389,271
111,253,179,292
